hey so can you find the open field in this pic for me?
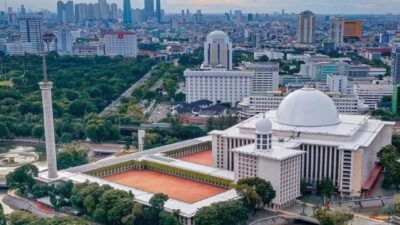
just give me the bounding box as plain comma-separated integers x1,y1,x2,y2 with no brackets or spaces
104,169,227,203
178,150,213,167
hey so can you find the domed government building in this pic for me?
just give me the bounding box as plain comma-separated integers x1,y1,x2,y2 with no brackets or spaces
211,87,393,207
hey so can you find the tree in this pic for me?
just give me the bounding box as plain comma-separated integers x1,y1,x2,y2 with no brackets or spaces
237,177,276,207
314,208,353,225
57,144,88,170
0,122,10,140
6,164,39,195
31,125,44,141
378,145,400,190
235,183,262,212
195,200,248,225
318,177,334,198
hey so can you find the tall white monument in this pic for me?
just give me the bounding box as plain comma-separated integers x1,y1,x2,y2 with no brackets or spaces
40,33,58,179
138,130,145,152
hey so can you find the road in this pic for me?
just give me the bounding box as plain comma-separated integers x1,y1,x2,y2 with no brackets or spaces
148,103,170,123
99,66,155,117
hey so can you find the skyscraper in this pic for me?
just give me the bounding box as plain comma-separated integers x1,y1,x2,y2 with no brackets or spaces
297,10,316,44
57,27,73,54
19,16,43,52
123,0,132,25
330,16,344,48
57,1,74,24
203,30,233,70
392,44,400,84
156,0,161,23
144,0,154,20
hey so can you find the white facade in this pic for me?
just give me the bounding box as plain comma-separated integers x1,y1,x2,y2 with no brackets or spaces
232,118,303,208
39,82,58,179
238,91,368,117
104,32,138,58
244,62,279,93
72,42,105,56
57,27,73,54
297,11,316,44
330,17,345,48
6,42,38,55
327,74,348,94
212,88,393,197
204,30,233,70
353,82,393,109
184,69,252,107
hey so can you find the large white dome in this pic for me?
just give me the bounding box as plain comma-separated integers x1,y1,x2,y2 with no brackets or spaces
207,30,229,39
275,88,340,127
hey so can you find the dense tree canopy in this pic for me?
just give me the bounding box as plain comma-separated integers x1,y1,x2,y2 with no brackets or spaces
0,54,156,142
195,200,248,225
378,145,400,190
57,144,89,170
6,164,39,196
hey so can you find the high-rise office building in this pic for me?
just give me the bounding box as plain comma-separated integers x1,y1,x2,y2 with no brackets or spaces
57,1,65,23
123,0,132,25
392,44,400,84
20,16,43,52
203,30,233,70
75,3,88,22
57,27,73,54
144,0,154,20
330,16,344,48
297,10,316,44
57,1,74,24
156,0,161,23
20,5,26,15
110,3,118,20
344,20,362,39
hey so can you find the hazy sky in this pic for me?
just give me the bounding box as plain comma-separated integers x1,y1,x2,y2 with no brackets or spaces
6,0,400,14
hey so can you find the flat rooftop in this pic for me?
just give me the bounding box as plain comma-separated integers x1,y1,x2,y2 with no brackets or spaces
104,170,227,204
178,150,213,167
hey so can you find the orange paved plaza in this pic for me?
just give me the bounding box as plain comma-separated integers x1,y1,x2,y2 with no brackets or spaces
103,169,227,203
178,150,213,167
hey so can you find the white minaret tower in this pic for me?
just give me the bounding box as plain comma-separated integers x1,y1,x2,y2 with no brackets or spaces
254,116,273,151
40,32,58,179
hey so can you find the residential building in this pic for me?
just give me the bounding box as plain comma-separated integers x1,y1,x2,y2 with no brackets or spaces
344,20,362,39
123,0,132,25
104,32,138,58
297,10,316,44
144,0,154,20
330,16,344,48
57,27,73,54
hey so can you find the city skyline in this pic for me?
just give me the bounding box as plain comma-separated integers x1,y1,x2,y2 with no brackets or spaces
6,0,400,14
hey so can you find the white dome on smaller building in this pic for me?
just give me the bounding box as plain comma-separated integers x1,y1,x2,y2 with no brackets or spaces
255,117,273,133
